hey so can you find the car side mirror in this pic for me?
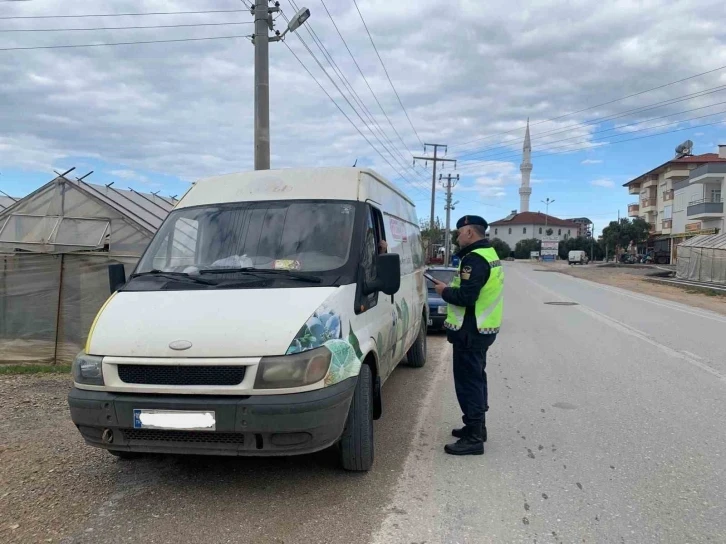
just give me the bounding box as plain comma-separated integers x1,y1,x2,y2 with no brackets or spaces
108,263,126,293
364,253,401,296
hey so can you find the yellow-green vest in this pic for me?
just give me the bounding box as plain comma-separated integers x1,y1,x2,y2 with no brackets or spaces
444,247,504,334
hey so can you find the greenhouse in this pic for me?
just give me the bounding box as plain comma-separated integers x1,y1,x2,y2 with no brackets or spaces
0,173,176,364
675,233,726,285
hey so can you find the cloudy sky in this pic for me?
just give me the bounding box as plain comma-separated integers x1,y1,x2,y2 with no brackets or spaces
1,0,726,235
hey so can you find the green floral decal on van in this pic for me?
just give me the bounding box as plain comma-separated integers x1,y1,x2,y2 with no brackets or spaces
286,310,363,387
323,339,362,386
286,310,342,354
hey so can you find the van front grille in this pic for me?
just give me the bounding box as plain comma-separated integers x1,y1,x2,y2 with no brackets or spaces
118,365,246,386
122,429,245,444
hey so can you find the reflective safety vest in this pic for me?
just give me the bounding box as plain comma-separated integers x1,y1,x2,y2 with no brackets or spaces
444,247,504,335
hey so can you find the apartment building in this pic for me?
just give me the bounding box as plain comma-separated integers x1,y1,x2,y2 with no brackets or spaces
623,146,726,261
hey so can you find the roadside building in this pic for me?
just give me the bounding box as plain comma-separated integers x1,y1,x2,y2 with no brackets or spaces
0,173,177,365
565,217,593,238
623,145,726,262
489,210,579,248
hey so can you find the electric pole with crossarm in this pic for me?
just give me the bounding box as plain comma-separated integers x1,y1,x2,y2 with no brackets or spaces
413,143,456,260
440,173,459,267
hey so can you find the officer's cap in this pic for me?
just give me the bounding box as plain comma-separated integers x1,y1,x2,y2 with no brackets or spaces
456,215,488,230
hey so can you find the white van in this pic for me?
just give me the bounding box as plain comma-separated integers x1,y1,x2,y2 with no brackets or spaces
68,168,428,471
568,250,589,265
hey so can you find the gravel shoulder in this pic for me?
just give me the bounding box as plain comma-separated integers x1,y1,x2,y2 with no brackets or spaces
538,261,726,316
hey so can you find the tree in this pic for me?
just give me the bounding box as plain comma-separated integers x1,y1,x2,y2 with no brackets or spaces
558,236,605,261
490,238,512,260
601,217,651,255
419,216,445,259
514,238,541,259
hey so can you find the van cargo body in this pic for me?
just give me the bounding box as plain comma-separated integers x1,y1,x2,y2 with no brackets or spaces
68,168,428,471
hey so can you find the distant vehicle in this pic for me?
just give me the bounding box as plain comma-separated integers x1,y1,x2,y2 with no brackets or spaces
425,266,457,331
568,250,590,265
67,167,427,472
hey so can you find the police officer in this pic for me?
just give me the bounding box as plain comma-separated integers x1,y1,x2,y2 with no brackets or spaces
432,215,504,455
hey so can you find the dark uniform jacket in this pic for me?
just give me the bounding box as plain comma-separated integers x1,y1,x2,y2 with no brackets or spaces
441,239,494,349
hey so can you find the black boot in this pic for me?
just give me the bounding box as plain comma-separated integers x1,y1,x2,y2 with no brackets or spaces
452,423,487,442
444,432,484,456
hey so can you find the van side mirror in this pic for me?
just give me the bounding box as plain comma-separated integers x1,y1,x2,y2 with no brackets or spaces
364,253,401,296
108,263,126,293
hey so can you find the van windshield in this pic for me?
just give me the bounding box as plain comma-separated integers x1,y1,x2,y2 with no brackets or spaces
135,201,356,276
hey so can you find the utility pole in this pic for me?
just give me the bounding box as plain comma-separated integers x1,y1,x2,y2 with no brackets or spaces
414,143,456,260
252,2,310,170
440,173,459,267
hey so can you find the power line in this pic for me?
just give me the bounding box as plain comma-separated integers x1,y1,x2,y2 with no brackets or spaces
285,0,414,179
0,9,248,20
0,34,249,51
457,118,726,172
351,0,423,148
0,21,254,32
319,0,422,173
280,8,432,200
449,62,726,150
458,99,726,164
281,38,430,200
455,84,726,160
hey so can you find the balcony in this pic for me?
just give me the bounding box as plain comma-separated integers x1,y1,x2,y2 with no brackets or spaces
628,184,641,195
687,197,724,219
664,168,690,180
628,203,640,217
661,219,672,230
689,163,726,184
662,189,674,201
641,197,657,211
642,176,659,189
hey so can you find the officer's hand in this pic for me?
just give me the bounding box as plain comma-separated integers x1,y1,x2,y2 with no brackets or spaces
433,280,446,296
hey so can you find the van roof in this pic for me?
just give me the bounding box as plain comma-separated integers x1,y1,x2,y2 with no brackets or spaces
178,167,416,209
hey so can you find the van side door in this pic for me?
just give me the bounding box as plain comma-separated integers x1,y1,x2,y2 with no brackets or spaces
356,204,396,379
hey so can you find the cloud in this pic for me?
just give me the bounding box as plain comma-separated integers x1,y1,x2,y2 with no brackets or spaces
1,0,726,200
591,178,615,188
581,159,603,165
108,169,148,183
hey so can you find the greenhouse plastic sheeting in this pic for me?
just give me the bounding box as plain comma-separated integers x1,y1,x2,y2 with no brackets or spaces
0,253,138,365
676,234,726,285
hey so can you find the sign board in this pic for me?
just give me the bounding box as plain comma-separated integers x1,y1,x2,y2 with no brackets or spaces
685,222,702,233
530,251,540,258
541,254,556,262
541,241,559,250
541,249,558,256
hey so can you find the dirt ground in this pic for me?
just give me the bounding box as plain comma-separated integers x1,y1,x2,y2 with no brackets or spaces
0,373,116,543
537,261,726,316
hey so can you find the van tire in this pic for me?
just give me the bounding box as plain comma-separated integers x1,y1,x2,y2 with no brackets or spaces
339,364,374,472
405,315,427,368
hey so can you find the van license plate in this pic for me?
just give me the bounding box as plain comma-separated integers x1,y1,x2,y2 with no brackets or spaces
133,409,216,431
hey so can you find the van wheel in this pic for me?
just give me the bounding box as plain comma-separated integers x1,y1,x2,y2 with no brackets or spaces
405,314,427,368
339,364,374,472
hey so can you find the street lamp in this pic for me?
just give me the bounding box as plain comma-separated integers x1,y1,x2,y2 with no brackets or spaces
541,198,555,230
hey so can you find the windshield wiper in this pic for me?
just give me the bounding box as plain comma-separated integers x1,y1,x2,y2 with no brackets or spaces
130,270,218,285
199,267,322,283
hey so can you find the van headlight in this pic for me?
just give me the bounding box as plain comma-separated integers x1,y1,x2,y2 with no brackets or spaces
72,353,104,386
254,347,331,389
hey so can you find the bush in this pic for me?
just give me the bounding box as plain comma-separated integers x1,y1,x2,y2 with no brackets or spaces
514,238,542,259
490,238,512,260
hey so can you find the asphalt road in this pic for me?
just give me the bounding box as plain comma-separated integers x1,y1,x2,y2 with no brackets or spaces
6,261,725,543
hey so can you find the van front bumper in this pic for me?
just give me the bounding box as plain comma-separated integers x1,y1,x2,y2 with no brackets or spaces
68,377,356,457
